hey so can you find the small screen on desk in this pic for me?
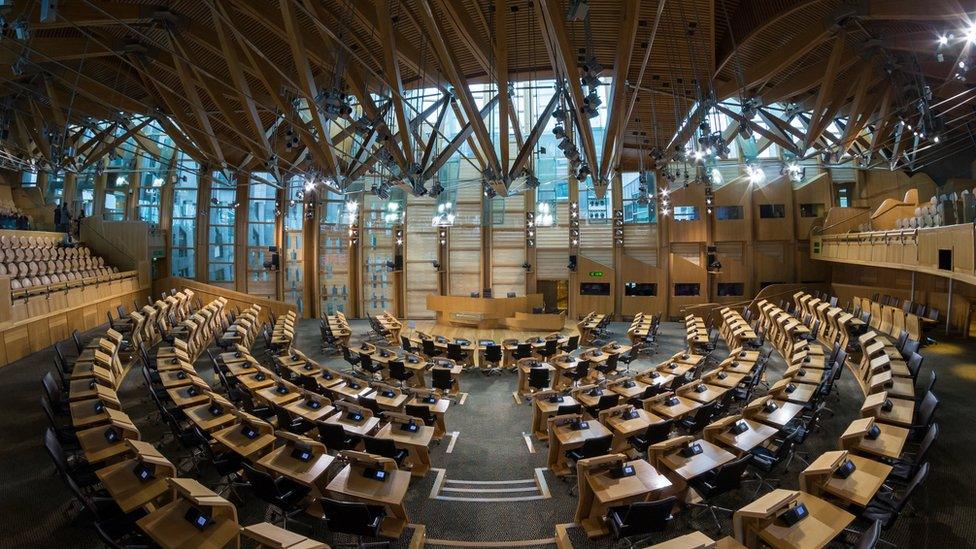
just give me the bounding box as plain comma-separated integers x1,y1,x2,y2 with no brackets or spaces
479,340,494,346
624,410,640,420
622,380,635,389
587,388,602,397
133,462,154,482
241,426,259,439
235,351,242,358
208,404,223,416
176,370,187,379
290,448,313,462
611,464,636,478
866,425,881,440
763,401,778,413
184,507,212,530
548,395,564,403
667,363,677,370
187,386,199,396
423,396,437,404
778,503,809,526
694,384,707,393
572,420,589,430
363,468,387,481
679,443,703,458
253,372,266,381
94,400,104,413
275,385,289,395
730,421,750,435
303,364,313,371
305,399,321,409
665,396,680,407
347,382,360,390
401,422,419,432
785,383,797,393
171,358,179,364
834,459,856,479
104,427,120,443
650,371,660,378
381,390,396,398
346,412,363,422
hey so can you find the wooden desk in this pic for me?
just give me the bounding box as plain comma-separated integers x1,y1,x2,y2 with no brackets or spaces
658,360,696,378
680,383,730,405
705,370,747,390
547,418,613,476
326,464,411,537
95,445,174,513
426,293,544,328
603,408,665,453
241,522,327,549
282,397,336,423
77,421,136,466
651,532,746,548
137,480,240,549
255,385,302,408
322,411,381,437
212,423,276,460
609,378,650,400
376,422,434,477
406,396,450,439
328,379,374,402
256,443,335,498
532,394,578,440
749,400,804,429
516,361,555,399
184,403,238,433
167,384,211,409
70,397,115,429
800,451,891,508
658,439,735,481
649,395,702,420
734,490,853,549
709,418,779,456
575,457,672,538
839,417,909,460
861,392,914,427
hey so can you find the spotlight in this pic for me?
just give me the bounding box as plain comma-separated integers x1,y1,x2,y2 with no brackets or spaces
746,164,765,185
938,34,949,46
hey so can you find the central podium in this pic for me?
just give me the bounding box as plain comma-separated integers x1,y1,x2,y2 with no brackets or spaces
426,294,565,331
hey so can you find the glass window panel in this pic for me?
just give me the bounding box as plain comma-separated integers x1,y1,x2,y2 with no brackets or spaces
208,171,236,284
171,154,198,278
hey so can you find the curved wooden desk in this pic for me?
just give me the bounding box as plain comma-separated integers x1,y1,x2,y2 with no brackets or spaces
426,294,545,328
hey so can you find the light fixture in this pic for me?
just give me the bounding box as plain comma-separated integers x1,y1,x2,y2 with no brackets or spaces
746,164,765,185
536,202,555,227
938,34,949,46
967,23,976,43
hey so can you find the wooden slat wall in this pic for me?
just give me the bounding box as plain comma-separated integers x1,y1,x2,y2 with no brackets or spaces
405,199,438,319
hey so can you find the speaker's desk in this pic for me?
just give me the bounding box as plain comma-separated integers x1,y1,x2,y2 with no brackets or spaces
426,294,544,328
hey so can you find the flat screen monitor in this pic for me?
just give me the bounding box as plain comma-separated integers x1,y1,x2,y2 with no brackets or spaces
580,282,611,296
624,282,657,296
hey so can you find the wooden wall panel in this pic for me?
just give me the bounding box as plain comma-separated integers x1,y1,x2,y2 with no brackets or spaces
669,184,707,243
754,241,792,288
669,243,707,317
712,242,748,304
754,176,795,241
712,177,752,242
575,256,614,315
792,173,832,238
619,253,665,316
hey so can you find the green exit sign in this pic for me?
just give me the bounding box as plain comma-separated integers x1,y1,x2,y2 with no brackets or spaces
588,271,604,277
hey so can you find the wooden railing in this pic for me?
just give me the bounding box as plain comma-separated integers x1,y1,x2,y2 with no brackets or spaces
152,277,296,325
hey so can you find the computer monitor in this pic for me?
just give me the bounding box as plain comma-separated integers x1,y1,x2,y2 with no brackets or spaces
507,292,516,298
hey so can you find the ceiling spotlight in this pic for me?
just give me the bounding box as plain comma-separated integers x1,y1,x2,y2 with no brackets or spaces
967,24,976,43
746,164,765,185
934,135,941,143
938,34,949,46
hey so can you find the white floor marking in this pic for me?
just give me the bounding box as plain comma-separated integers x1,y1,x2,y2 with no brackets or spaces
428,468,552,501
522,432,536,453
445,431,460,453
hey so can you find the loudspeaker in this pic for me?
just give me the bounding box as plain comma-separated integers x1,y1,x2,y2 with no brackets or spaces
394,254,403,271
568,255,577,272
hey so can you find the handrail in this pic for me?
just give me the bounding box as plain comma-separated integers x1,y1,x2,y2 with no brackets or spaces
812,207,873,235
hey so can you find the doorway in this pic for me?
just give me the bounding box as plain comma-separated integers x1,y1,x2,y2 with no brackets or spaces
537,279,569,312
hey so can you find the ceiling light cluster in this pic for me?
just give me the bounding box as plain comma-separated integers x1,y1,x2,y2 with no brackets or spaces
432,202,456,227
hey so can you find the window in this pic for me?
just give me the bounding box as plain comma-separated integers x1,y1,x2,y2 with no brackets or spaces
171,154,198,278
207,171,236,287
836,184,852,208
74,170,96,217
21,171,37,187
714,206,744,220
759,204,786,218
45,172,65,204
673,206,700,221
799,203,825,218
246,173,278,300
137,173,164,225
283,176,305,314
579,179,612,222
621,172,656,224
717,283,744,296
674,283,701,296
320,194,352,315
103,174,128,220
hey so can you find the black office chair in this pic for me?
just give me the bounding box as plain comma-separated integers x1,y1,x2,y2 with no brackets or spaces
242,463,310,529
363,436,409,466
688,454,753,531
905,352,924,381
400,335,415,353
483,343,503,375
431,367,454,395
538,339,559,360
191,427,248,499
44,427,98,489
565,434,613,466
597,353,620,377
387,360,413,386
564,361,590,387
320,498,388,548
855,463,929,535
341,346,361,368
748,427,802,494
900,337,920,360
556,403,582,415
911,391,939,441
889,423,937,484
41,396,78,448
72,329,85,353
679,400,717,433
317,421,361,452
446,343,469,365
274,405,312,435
628,419,673,455
850,518,882,549
358,352,383,377
618,345,639,373
585,393,620,419
405,404,437,427
918,371,937,402
421,338,442,359
703,328,720,352
527,367,551,393
607,496,677,549
512,342,533,361
42,371,69,412
561,335,580,353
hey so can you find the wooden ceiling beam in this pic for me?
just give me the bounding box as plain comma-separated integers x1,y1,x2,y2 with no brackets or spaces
423,95,500,181
33,1,152,30
535,0,600,190
160,43,227,167
80,118,152,171
599,0,641,181
495,0,510,174
509,89,562,179
417,0,501,177
374,0,415,166
758,49,857,105
802,33,847,150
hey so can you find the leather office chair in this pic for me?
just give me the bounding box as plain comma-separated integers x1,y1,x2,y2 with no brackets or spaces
564,361,590,387
561,335,580,353
431,367,454,395
687,454,752,530
400,335,416,353
447,343,468,364
405,404,437,427
918,371,936,403
538,339,559,360
387,360,413,386
565,434,613,466
274,405,312,435
679,400,717,433
585,393,619,419
358,352,383,377
628,419,673,455
483,344,503,375
910,392,939,441
242,463,310,529
320,498,388,548
40,395,78,448
42,371,68,412
44,427,98,489
527,367,551,393
317,421,361,452
341,346,361,368
607,496,678,549
363,435,409,466
857,463,929,533
421,338,443,358
888,423,937,484
512,343,533,361
556,403,582,415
